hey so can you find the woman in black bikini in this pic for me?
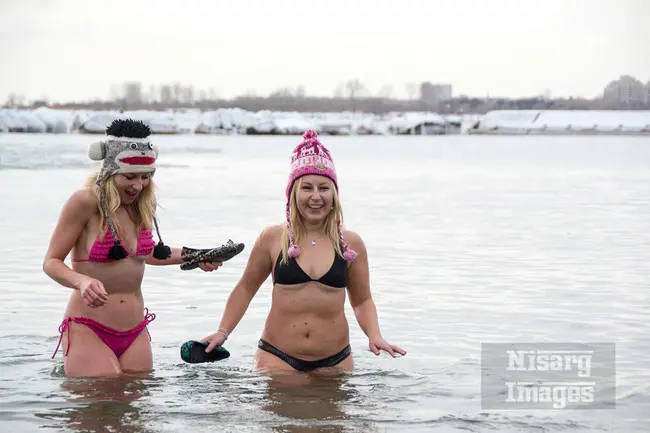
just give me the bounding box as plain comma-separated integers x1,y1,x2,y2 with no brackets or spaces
201,130,405,374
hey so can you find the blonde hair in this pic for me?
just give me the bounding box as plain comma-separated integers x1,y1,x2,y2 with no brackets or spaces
84,172,157,241
280,177,344,264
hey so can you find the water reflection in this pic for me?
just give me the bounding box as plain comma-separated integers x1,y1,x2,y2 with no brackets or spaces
44,373,155,433
263,372,362,432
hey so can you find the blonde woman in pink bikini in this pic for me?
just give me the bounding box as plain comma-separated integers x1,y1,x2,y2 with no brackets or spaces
43,118,242,378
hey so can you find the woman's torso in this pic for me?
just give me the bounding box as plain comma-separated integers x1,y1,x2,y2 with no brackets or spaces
65,205,151,329
261,225,350,360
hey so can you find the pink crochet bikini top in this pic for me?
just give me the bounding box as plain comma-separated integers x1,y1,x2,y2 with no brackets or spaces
72,227,155,262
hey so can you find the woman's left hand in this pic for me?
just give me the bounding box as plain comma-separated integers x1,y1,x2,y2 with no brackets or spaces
369,336,407,357
198,261,223,272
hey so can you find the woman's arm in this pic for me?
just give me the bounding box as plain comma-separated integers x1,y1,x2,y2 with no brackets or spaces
345,231,382,340
346,230,406,357
217,227,274,332
146,247,183,266
203,226,275,351
42,189,95,290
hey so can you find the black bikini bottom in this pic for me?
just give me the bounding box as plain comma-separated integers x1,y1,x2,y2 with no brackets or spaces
258,338,351,372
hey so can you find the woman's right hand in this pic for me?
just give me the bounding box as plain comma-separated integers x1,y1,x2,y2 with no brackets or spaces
201,328,229,353
78,276,108,308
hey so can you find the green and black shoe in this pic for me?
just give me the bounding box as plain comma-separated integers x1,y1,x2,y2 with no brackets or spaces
180,340,230,363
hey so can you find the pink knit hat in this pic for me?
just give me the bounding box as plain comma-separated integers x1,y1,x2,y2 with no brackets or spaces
285,130,357,262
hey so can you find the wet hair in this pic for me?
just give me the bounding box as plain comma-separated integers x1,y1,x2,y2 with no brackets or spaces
105,118,152,138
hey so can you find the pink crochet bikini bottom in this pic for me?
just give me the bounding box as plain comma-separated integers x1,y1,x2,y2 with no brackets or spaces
52,308,156,359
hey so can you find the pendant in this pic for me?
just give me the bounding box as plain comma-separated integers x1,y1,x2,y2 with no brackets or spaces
311,239,316,246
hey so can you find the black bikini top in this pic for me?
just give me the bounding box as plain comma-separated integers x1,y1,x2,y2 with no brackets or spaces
273,250,348,289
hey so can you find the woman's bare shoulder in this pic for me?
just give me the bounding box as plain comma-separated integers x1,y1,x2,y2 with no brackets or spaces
66,188,98,214
259,223,284,244
342,228,364,248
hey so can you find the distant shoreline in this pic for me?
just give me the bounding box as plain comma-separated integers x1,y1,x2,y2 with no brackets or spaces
3,95,647,116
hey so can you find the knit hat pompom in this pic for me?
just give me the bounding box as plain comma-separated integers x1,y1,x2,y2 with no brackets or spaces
288,244,301,258
88,141,105,161
343,249,357,262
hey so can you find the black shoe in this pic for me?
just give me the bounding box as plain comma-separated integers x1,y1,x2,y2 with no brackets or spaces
180,340,230,363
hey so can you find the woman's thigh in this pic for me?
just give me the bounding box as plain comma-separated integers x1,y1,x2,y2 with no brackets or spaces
253,348,298,373
311,354,354,377
63,322,122,378
118,329,153,373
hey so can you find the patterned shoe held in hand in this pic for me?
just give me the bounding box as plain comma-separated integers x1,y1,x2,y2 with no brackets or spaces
180,340,231,363
180,239,245,271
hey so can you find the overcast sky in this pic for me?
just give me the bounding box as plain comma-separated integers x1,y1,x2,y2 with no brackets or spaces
1,0,649,103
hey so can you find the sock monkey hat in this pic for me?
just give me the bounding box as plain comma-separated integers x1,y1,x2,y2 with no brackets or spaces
87,118,171,260
285,129,357,262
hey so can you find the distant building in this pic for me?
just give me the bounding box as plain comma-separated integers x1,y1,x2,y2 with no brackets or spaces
420,82,452,105
603,75,647,106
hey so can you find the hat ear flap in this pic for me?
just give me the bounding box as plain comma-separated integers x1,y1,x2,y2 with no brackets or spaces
88,141,106,161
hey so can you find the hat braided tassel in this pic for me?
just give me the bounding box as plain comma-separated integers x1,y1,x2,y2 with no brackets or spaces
152,217,171,260
337,219,357,262
98,185,128,260
286,201,301,258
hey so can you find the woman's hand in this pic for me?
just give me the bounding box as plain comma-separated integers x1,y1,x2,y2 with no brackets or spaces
78,276,108,308
201,328,229,352
369,335,406,357
198,261,223,272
